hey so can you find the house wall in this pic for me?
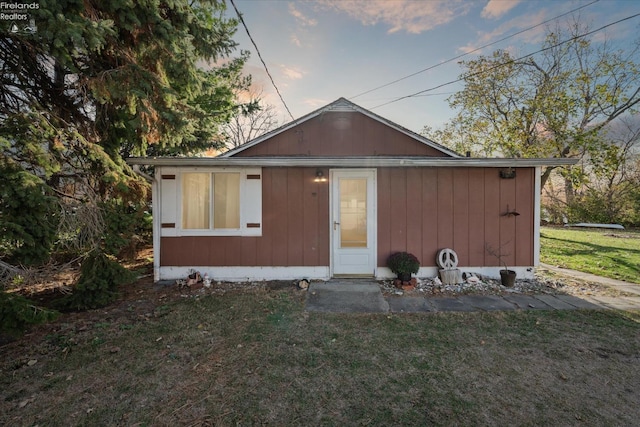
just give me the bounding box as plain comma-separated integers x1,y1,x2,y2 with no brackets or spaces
160,167,330,267
235,112,450,157
377,167,535,269
160,166,535,273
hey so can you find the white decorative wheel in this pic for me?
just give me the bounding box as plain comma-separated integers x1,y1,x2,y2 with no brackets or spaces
436,248,459,269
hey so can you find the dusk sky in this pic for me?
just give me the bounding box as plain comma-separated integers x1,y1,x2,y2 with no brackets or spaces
224,0,640,134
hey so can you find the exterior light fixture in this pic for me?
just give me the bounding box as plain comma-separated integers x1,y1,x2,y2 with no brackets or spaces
499,167,516,179
314,170,327,183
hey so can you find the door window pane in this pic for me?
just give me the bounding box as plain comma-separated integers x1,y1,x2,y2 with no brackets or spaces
214,173,240,229
182,173,210,229
340,178,367,248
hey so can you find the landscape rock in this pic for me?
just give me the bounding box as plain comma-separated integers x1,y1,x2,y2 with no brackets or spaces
379,275,562,297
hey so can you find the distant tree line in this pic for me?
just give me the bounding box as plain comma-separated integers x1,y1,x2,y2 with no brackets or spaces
423,19,640,227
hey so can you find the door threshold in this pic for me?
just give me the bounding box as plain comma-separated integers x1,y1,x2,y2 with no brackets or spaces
332,274,375,279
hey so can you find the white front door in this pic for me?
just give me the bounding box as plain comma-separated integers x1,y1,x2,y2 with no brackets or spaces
331,169,376,276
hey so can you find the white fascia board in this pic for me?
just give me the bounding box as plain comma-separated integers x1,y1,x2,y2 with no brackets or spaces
127,156,578,168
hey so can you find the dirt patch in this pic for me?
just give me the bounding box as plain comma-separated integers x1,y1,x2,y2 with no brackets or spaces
603,233,640,239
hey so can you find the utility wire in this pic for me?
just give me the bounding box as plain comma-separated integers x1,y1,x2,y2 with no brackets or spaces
349,0,600,100
371,12,640,110
359,92,454,103
230,0,295,121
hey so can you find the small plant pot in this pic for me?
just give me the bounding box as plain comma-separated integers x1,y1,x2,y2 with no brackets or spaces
500,269,516,287
397,272,411,282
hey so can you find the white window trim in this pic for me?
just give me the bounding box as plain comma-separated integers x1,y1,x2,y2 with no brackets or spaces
175,167,262,237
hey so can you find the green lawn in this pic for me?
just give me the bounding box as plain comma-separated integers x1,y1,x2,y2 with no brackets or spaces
2,289,640,426
540,226,640,283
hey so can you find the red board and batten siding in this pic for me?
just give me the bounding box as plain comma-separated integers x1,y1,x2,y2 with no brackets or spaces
234,112,448,157
161,166,535,268
160,168,330,267
377,167,535,268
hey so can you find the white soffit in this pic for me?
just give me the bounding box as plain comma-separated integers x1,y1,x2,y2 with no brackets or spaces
127,156,578,168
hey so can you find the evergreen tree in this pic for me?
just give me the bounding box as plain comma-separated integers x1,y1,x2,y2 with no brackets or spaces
0,160,57,265
0,0,252,264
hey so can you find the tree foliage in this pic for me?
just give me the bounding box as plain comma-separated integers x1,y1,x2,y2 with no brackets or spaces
563,116,640,226
0,161,58,266
101,198,152,258
55,250,136,311
1,0,251,160
425,20,640,195
0,1,252,266
0,291,58,337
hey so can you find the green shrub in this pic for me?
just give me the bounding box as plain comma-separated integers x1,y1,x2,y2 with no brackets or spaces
566,185,640,227
0,291,59,337
56,250,136,311
0,162,58,266
387,252,420,276
101,198,152,257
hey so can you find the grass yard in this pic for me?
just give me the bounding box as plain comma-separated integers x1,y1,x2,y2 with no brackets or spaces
540,226,640,283
2,288,639,426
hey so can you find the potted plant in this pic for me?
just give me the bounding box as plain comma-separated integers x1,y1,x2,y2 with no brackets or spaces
387,252,420,282
485,242,516,287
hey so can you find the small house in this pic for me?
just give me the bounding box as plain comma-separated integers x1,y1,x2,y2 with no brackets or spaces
128,98,576,282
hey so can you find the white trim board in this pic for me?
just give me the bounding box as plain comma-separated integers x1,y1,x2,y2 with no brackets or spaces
158,265,535,282
330,169,377,277
159,266,330,282
152,177,161,282
534,166,541,266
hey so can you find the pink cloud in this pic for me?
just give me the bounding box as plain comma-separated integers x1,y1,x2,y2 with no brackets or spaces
281,65,305,80
481,0,521,19
316,0,473,34
303,98,329,108
458,9,547,54
288,3,317,26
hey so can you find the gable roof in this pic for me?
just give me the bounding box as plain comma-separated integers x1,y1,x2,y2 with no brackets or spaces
221,97,460,158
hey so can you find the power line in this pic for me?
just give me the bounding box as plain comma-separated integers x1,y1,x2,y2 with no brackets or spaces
370,12,640,110
349,0,600,100
229,0,295,121
357,92,454,103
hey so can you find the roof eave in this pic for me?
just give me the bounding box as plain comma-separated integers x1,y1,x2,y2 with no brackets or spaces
126,156,578,168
